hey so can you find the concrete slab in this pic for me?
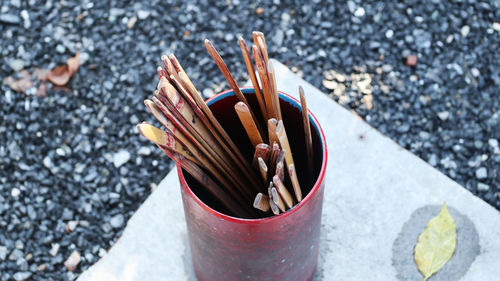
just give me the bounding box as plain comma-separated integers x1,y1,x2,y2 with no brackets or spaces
78,60,500,281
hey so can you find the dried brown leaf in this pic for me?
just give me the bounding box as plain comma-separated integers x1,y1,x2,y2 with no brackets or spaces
34,68,50,81
36,82,47,97
2,70,33,93
47,52,80,86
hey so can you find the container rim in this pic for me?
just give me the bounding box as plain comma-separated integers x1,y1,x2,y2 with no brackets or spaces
177,87,328,224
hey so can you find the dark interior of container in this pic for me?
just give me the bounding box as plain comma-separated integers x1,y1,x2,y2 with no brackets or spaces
182,89,324,218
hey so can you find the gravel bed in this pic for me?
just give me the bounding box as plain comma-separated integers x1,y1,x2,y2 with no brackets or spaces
1,0,499,279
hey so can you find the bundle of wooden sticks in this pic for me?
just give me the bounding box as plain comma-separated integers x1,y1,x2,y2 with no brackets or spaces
137,31,314,218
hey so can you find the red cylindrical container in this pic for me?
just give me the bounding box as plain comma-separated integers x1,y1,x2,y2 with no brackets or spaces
177,88,328,281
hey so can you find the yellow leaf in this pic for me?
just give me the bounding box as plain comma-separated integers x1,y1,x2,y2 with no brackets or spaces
414,203,457,281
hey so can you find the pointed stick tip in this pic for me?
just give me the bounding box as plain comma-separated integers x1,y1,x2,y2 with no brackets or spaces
238,36,247,48
144,99,153,108
272,174,279,184
256,143,270,149
137,123,167,145
253,193,262,207
234,101,249,111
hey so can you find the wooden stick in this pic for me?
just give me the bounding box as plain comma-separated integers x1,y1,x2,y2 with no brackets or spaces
168,54,194,89
275,149,286,182
258,157,268,182
276,149,285,167
267,61,282,120
288,164,302,203
268,142,280,176
178,72,264,192
204,39,264,136
271,187,286,212
161,55,181,83
157,84,226,167
156,146,250,218
160,79,237,175
253,32,269,64
252,143,271,169
269,197,280,215
169,75,259,192
150,95,197,145
276,161,284,183
157,66,166,80
267,118,279,145
252,45,275,119
253,193,270,212
272,175,294,209
152,94,255,202
145,100,238,192
268,181,280,215
136,123,201,166
235,102,264,148
276,120,303,202
238,36,268,121
168,75,200,117
138,120,251,207
299,86,314,183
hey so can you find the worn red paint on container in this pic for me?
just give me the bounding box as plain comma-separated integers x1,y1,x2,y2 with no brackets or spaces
177,88,328,281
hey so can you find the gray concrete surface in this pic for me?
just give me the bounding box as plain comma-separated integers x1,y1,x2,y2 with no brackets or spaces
78,60,500,281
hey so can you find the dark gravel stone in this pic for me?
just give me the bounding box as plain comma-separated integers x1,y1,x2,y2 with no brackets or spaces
0,14,20,24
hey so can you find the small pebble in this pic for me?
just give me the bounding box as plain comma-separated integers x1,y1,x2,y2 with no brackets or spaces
0,14,21,24
0,246,8,260
110,214,124,228
11,188,21,198
202,88,214,98
113,150,130,168
13,272,31,281
127,16,137,29
470,68,480,77
477,183,490,192
406,55,417,66
461,25,470,37
98,248,107,257
385,29,394,39
437,111,449,121
49,243,60,257
488,138,498,148
67,221,78,232
64,250,81,272
354,7,365,17
137,10,150,20
138,146,151,156
475,167,487,179
493,22,500,32
9,59,24,72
